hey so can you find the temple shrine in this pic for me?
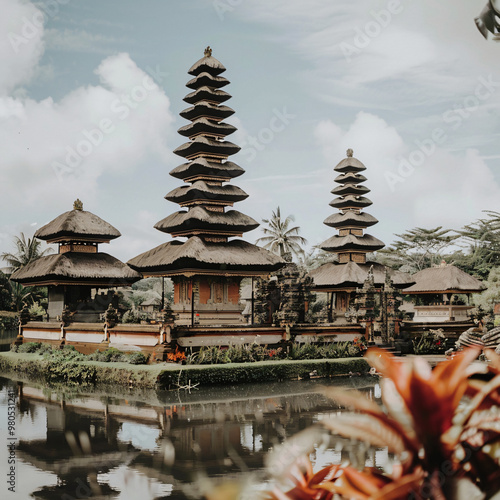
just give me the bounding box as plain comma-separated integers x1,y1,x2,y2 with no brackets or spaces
309,150,414,322
128,47,284,326
11,200,141,323
403,262,485,323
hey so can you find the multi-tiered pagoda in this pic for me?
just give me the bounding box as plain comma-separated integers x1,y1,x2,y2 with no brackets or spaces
310,149,413,316
128,48,283,325
11,200,141,321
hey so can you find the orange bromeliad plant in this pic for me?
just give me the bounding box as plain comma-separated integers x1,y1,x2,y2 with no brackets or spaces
267,348,500,500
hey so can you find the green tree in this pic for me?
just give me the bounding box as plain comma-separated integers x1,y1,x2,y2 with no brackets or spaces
1,232,52,273
472,266,500,315
453,211,500,279
256,207,307,260
378,226,458,273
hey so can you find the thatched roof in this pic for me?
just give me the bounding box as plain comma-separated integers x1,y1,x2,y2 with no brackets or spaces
324,211,378,229
165,181,248,205
309,261,415,289
183,86,231,105
334,172,367,184
188,52,226,77
331,184,370,196
35,208,121,243
334,156,367,173
154,208,259,235
169,158,244,181
128,236,284,275
11,253,142,286
173,136,240,159
404,264,486,294
319,234,385,252
180,102,235,122
330,195,373,210
178,118,236,138
186,72,230,90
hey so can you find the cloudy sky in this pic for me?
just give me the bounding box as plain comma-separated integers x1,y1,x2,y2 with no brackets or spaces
1,0,500,263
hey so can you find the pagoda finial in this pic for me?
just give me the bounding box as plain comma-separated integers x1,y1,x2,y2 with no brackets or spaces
346,148,353,157
204,46,212,57
73,199,83,211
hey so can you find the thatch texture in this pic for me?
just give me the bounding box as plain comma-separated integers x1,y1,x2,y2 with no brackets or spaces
173,136,240,159
334,156,367,173
154,208,259,234
165,181,248,204
309,261,415,289
35,209,121,243
330,195,373,209
180,102,235,121
331,184,370,196
334,172,367,184
186,72,229,89
323,211,378,228
183,86,231,105
404,264,486,294
178,118,236,138
128,236,284,274
170,158,244,181
188,54,226,76
11,252,141,286
319,234,385,252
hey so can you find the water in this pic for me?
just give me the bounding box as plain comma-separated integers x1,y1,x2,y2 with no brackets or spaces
0,374,382,499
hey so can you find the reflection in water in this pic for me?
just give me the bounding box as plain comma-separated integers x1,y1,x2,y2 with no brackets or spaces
0,375,383,499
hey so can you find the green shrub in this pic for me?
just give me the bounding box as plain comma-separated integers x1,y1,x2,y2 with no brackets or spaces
88,347,126,363
17,342,42,353
128,352,149,365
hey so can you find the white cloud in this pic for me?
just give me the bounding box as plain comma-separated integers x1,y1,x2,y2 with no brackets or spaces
0,0,45,94
0,0,177,261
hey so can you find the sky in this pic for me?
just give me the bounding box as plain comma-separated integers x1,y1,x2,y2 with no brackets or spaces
1,0,500,263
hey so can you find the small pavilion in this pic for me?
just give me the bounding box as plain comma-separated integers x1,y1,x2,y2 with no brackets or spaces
309,150,414,321
128,48,284,325
403,262,485,323
11,200,141,322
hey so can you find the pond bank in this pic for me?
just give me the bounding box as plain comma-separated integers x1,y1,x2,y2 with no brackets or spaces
0,351,370,390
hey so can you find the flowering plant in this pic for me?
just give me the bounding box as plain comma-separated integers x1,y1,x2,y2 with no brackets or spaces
267,347,500,499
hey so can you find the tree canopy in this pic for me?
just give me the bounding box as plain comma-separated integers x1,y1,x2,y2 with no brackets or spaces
256,207,307,260
377,227,458,274
1,232,52,274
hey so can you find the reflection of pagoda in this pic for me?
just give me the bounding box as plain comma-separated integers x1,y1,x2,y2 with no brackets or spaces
11,200,141,322
129,48,283,325
310,150,413,319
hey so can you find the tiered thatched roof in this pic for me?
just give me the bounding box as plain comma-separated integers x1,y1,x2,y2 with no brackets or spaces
310,150,413,290
309,262,414,290
129,237,283,276
35,199,121,243
404,263,485,294
11,200,141,287
11,253,141,286
128,47,284,277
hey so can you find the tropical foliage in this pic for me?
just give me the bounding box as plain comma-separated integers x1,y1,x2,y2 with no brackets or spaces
377,226,458,273
268,347,500,499
1,232,52,273
256,207,307,260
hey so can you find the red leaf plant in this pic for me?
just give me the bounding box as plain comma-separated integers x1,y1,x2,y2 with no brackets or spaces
266,347,500,499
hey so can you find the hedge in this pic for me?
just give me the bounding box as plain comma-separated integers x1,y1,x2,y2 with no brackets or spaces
0,351,370,390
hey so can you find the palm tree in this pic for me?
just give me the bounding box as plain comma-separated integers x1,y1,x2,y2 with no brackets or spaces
1,232,52,274
256,207,307,260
